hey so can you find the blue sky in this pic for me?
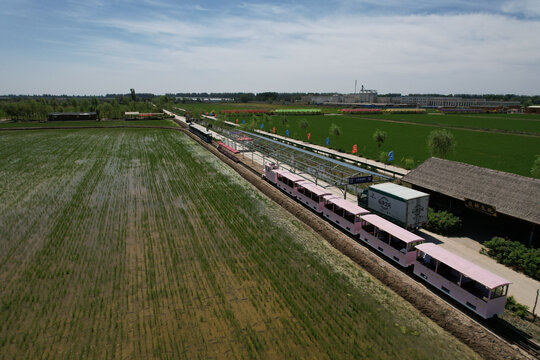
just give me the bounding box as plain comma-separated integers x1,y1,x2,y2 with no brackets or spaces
1,0,539,95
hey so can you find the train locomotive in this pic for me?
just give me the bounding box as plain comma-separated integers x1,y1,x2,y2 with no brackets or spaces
189,123,213,143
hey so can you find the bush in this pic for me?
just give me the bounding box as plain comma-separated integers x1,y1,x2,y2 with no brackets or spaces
403,157,415,170
505,296,530,319
482,237,540,281
425,208,462,235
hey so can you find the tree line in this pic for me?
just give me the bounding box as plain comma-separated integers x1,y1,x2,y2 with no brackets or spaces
0,97,158,121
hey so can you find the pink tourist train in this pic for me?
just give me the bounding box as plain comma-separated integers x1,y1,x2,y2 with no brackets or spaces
263,162,510,318
295,180,332,212
358,214,424,267
414,243,510,318
322,195,369,235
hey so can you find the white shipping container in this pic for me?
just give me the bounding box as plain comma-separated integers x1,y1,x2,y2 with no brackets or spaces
367,183,429,229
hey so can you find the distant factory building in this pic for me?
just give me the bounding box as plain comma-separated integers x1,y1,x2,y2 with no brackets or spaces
383,96,521,109
527,105,540,114
48,112,97,121
402,158,540,246
305,91,377,105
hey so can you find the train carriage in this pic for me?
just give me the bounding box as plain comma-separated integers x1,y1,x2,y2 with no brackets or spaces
274,170,306,196
322,195,370,235
414,243,511,318
217,142,240,162
358,214,424,267
295,181,332,213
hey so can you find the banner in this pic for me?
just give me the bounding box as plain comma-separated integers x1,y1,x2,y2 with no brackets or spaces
352,144,357,154
286,129,289,137
464,198,497,217
273,126,276,133
307,132,311,140
260,123,264,129
388,150,394,161
326,137,329,145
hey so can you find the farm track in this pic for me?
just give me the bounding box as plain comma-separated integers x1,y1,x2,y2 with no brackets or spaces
356,116,540,137
180,127,536,360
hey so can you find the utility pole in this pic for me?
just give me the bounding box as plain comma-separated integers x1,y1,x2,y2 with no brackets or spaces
533,289,539,322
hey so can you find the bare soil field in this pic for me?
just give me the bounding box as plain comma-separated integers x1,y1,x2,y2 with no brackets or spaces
0,128,481,359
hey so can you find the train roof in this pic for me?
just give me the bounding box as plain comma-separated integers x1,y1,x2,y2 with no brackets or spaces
415,243,511,289
295,181,332,196
274,170,305,183
217,142,239,154
323,195,370,215
361,214,424,243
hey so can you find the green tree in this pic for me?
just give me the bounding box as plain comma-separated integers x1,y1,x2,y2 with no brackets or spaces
90,97,99,112
372,129,387,149
531,155,540,178
329,123,341,136
427,129,456,158
379,151,389,164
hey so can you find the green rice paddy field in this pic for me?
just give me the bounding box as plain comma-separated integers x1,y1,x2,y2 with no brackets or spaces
0,128,479,359
179,104,540,176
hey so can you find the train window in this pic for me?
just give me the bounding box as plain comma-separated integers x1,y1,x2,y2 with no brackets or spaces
377,230,390,243
490,285,508,299
344,211,355,223
362,221,375,234
389,236,406,253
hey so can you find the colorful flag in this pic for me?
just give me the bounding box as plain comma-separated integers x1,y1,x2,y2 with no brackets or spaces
286,129,289,137
388,150,394,161
242,119,245,124
260,123,264,129
307,132,311,140
236,119,239,123
352,144,357,154
273,127,276,133
326,137,329,145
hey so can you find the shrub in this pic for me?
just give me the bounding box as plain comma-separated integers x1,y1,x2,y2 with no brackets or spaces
425,208,462,235
482,237,540,281
505,296,529,319
403,157,415,170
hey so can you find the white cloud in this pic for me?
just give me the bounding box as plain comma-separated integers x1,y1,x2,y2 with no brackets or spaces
3,8,540,94
502,0,540,17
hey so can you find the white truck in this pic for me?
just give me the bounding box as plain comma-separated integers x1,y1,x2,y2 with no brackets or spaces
367,183,429,229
